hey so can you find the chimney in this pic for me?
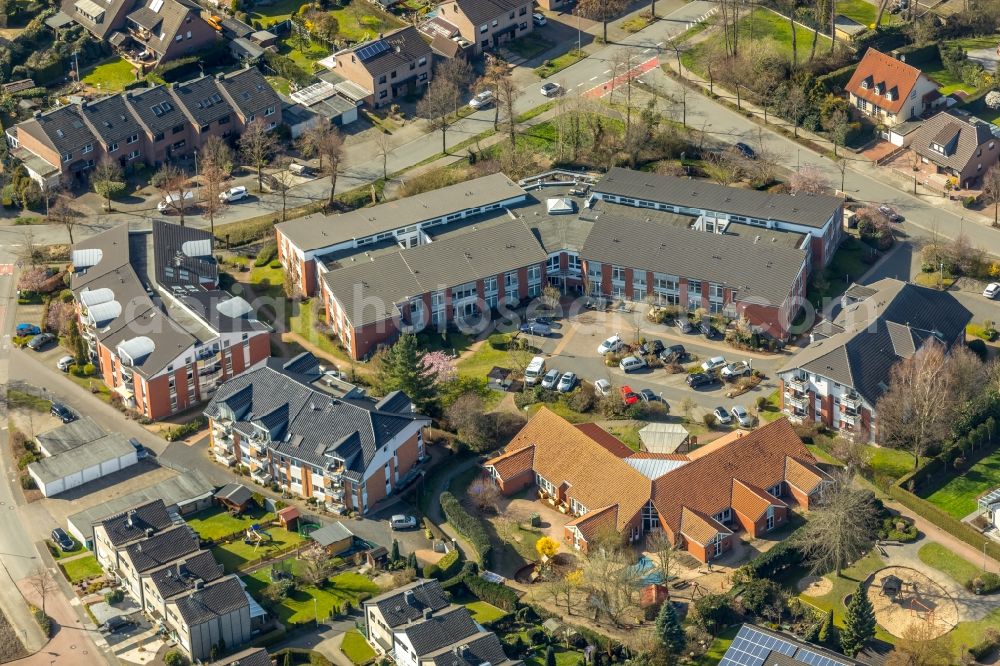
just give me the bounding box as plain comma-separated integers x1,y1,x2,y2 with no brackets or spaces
145,527,154,537
33,110,42,118
423,607,433,620
404,590,416,606
216,72,225,80
194,578,204,590
126,510,136,528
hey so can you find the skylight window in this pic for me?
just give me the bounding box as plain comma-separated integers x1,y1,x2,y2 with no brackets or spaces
150,0,163,12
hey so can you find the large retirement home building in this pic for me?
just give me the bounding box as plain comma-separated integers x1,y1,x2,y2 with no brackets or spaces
485,409,832,562
204,352,430,512
70,220,270,420
276,168,842,359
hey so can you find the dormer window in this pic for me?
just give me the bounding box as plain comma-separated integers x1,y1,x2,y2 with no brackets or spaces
860,75,872,89
885,90,894,101
930,142,947,155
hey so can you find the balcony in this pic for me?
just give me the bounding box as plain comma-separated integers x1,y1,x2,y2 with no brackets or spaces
128,25,152,43
785,392,808,410
215,452,237,467
842,394,862,411
840,412,857,426
786,377,808,394
251,470,272,485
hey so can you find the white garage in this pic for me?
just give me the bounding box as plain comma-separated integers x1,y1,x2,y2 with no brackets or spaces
28,433,138,497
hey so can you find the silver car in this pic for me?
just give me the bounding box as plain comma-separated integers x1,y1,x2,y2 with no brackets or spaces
557,372,577,392
540,369,561,389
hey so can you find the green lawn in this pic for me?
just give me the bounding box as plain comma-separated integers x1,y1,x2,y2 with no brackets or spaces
866,446,920,480
244,569,378,624
691,625,740,665
946,607,1000,658
465,601,508,623
535,49,587,78
758,390,784,423
416,330,474,355
341,629,376,665
47,539,83,560
212,528,306,573
917,542,981,588
288,297,355,366
834,0,900,27
60,555,103,583
923,449,1000,518
185,506,273,541
507,33,554,60
456,341,513,380
81,57,137,92
606,425,642,451
920,57,981,96
525,646,585,666
251,1,403,40
279,35,330,74
810,235,876,307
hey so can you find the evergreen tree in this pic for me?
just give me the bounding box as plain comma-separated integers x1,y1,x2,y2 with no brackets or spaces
408,552,418,569
655,601,686,658
283,651,292,666
840,584,876,656
545,646,556,666
375,333,437,414
67,319,87,365
390,539,400,564
817,608,833,645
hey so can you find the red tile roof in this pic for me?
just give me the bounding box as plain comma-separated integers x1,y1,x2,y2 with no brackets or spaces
484,444,536,481
680,507,732,545
846,48,933,115
566,505,619,543
575,423,635,458
785,457,831,495
731,479,787,522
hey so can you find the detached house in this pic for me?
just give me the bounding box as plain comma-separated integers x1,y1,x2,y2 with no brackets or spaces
908,109,1000,189
846,48,940,126
331,27,432,108
777,278,972,441
485,409,832,562
434,0,533,55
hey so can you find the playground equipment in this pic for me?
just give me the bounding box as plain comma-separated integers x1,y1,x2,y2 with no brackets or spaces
298,522,321,538
244,524,274,550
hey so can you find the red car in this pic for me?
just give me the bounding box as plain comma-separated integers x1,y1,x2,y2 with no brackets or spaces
621,385,639,406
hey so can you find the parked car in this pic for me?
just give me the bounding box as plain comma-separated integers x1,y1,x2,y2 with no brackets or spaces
700,322,717,339
639,389,668,410
735,142,756,159
520,320,552,336
469,90,494,109
621,386,640,406
701,356,727,373
731,405,752,427
219,186,248,203
157,190,195,212
51,528,74,552
541,368,561,390
713,406,733,425
659,344,687,362
597,334,625,355
529,316,554,326
878,205,903,222
676,319,694,334
984,282,1000,299
391,515,418,530
638,339,665,356
557,372,577,393
533,12,547,25
129,437,149,459
524,356,546,386
56,355,76,372
100,616,135,634
686,372,717,388
594,379,612,396
27,332,55,351
619,356,646,373
50,402,76,423
721,361,750,380
540,82,561,97
16,323,40,336
289,163,312,176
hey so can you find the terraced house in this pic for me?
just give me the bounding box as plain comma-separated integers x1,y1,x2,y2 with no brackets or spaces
204,352,430,512
434,0,533,54
485,409,832,562
330,26,433,108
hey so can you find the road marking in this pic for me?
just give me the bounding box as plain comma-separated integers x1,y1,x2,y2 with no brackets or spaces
656,41,664,46
0,264,12,276
603,69,612,74
575,82,585,87
583,56,660,99
589,75,599,81
643,47,654,53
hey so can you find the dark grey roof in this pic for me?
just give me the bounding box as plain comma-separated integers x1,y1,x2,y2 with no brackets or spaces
172,75,236,127
323,217,548,327
580,211,808,307
217,68,281,120
401,607,480,657
594,167,842,229
170,575,249,626
125,85,189,135
214,483,253,506
124,524,200,573
911,110,997,173
309,522,354,547
366,579,450,627
427,632,513,666
453,0,524,27
780,279,973,405
146,549,225,599
36,416,106,455
99,499,175,547
65,0,132,39
152,219,218,288
219,16,254,38
127,6,161,31
351,26,431,78
210,647,272,666
23,104,97,156
81,94,145,147
127,0,201,54
375,391,412,414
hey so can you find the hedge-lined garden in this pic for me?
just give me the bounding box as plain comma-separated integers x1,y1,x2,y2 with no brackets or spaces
439,491,492,567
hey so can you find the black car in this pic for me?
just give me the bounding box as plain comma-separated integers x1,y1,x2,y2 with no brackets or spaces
51,528,74,552
676,319,693,334
129,437,149,459
639,389,669,410
100,615,136,633
50,402,76,423
686,372,718,388
659,344,687,362
700,322,717,339
735,142,756,159
27,332,55,351
638,340,665,356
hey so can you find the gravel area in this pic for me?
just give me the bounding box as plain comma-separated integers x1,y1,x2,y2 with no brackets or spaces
0,606,29,663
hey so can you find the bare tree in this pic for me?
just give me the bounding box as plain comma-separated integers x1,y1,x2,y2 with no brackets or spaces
576,0,629,42
317,125,345,209
91,158,125,212
417,77,458,154
151,164,194,225
298,123,333,170
795,473,880,577
947,344,987,407
703,148,744,185
436,57,474,116
297,546,336,587
789,166,832,194
580,547,644,627
478,58,519,145
823,108,850,157
270,156,298,223
885,621,955,666
200,145,228,237
374,131,393,181
780,82,809,138
239,119,277,193
982,164,1000,227
876,339,958,470
48,194,81,244
27,566,56,615
646,531,677,595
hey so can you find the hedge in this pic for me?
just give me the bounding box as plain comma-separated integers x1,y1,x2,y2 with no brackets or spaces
735,526,805,581
439,491,492,567
442,561,477,592
464,574,518,611
884,483,1000,561
437,549,461,579
164,416,207,442
816,64,857,93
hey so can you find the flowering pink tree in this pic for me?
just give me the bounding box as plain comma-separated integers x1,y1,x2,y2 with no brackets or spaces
46,301,76,335
421,351,456,383
789,166,831,195
17,266,49,293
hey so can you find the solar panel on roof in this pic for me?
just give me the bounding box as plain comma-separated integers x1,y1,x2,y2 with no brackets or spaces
356,39,389,61
719,626,798,666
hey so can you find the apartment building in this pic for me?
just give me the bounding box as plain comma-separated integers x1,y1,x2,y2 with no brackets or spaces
140,549,226,621
93,499,178,574
116,525,200,605
485,409,832,562
165,576,255,661
434,0,533,54
846,48,941,127
777,279,971,442
70,220,270,420
204,352,430,512
6,67,281,186
330,27,432,108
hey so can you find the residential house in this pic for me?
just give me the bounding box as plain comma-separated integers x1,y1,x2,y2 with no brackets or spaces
846,48,940,126
5,104,98,187
209,648,272,666
70,220,270,420
718,624,864,666
434,0,533,55
979,488,1000,531
140,549,226,622
116,524,200,604
204,352,430,512
908,109,1000,189
331,27,432,108
777,278,972,441
164,575,254,661
93,499,177,574
485,409,832,562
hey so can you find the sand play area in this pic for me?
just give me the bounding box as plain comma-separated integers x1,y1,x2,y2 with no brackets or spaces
867,567,960,639
797,575,833,597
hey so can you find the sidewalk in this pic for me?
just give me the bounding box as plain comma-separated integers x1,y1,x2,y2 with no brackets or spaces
884,498,1000,574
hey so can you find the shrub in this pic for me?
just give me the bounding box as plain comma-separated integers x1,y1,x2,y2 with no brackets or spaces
703,413,718,428
877,516,917,542
488,333,510,350
968,338,988,361
693,594,734,633
973,572,1000,594
566,387,596,413
310,653,334,666
17,452,38,470
439,491,492,566
968,629,1000,661
254,240,278,266
437,549,461,579
422,563,440,579
106,588,125,604
465,574,518,610
164,416,207,441
164,649,189,666
20,475,35,490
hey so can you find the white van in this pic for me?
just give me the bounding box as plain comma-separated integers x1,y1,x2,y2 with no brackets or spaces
289,163,312,176
157,190,195,212
524,356,546,386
